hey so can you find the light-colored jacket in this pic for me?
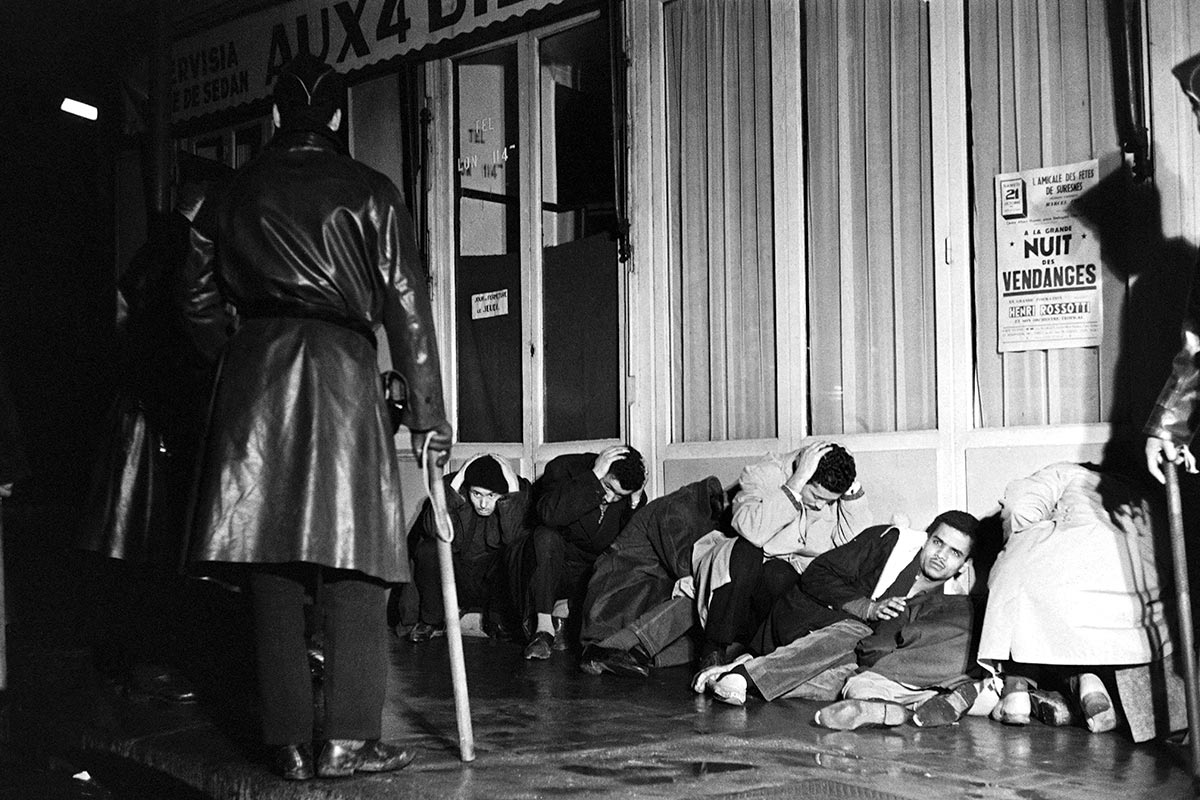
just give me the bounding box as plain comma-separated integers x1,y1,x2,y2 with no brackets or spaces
686,450,871,626
729,449,867,567
978,462,1169,668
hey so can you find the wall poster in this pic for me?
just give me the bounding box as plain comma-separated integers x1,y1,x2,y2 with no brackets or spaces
994,159,1102,353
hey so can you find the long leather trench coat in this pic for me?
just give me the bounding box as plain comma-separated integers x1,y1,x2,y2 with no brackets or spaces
182,129,446,584
80,211,215,566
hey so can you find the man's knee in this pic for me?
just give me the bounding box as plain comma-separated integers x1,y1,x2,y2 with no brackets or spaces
727,537,764,578
531,526,564,557
411,535,438,565
841,670,906,703
841,672,880,700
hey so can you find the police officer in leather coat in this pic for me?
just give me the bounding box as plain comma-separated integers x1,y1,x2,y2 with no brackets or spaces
181,54,452,780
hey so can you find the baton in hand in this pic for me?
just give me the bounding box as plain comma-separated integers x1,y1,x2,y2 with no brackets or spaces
1164,460,1200,784
423,456,476,762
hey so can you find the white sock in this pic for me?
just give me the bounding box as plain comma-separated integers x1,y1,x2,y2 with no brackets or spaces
536,613,555,635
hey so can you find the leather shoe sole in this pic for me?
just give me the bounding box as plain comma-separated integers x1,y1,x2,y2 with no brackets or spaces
815,699,910,730
913,681,980,727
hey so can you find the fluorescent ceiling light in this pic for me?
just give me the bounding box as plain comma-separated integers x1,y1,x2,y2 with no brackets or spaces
60,98,98,121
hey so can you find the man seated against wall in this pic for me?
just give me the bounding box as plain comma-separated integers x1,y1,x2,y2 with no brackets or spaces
976,462,1174,741
407,454,530,643
508,445,647,660
689,440,869,671
694,510,985,730
576,475,731,678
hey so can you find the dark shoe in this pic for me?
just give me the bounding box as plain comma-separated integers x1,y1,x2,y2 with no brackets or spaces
551,616,569,651
408,621,445,643
578,644,650,678
913,681,980,727
128,662,199,704
316,739,415,778
523,631,554,660
1030,689,1076,727
272,743,314,781
484,613,518,642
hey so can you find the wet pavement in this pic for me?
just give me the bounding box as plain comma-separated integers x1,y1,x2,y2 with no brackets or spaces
0,504,1196,799
3,622,1197,800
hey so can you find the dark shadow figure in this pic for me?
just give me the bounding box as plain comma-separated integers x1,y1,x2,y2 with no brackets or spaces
1070,164,1197,433
1069,164,1200,590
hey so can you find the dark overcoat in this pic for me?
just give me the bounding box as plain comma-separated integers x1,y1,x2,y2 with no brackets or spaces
183,129,446,584
80,211,215,565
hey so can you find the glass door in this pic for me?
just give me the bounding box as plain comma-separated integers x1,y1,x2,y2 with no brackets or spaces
447,10,622,467
454,45,523,442
538,19,620,444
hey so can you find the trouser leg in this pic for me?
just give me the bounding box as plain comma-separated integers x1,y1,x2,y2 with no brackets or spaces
753,559,802,624
251,565,313,746
842,670,939,708
321,567,388,741
624,596,696,659
459,553,497,610
745,619,872,702
527,527,565,616
777,662,859,700
703,538,764,648
412,536,446,624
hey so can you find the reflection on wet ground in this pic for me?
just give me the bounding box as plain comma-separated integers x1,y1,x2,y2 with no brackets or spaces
369,637,1193,799
5,633,1195,799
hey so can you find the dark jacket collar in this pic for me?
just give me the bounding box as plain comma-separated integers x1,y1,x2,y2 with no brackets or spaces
268,128,346,154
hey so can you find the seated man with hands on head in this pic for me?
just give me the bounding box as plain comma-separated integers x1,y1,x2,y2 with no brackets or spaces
508,445,647,660
408,453,530,642
689,440,869,671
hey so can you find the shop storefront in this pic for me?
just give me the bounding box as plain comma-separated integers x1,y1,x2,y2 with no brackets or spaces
145,0,1200,525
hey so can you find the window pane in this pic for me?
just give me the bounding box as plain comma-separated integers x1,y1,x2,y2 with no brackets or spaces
539,18,620,442
455,47,523,442
805,0,936,434
193,135,224,165
234,123,263,168
664,0,777,443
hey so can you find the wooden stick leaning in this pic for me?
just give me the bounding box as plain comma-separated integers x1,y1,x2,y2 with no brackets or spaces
1164,461,1200,785
423,449,476,762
